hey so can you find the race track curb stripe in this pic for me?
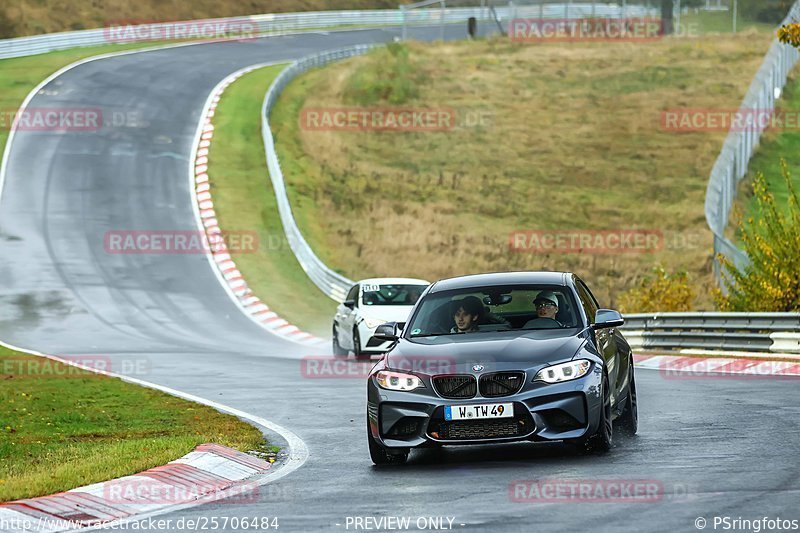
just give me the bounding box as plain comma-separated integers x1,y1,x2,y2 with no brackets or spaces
633,353,800,377
188,64,327,349
0,444,271,532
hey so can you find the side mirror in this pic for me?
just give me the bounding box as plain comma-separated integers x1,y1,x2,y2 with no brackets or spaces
592,309,624,330
343,299,356,309
373,322,399,342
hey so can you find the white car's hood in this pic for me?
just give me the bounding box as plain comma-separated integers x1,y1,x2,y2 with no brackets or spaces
361,305,415,324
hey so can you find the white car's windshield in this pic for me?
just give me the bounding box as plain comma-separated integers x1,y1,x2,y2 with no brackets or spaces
361,284,427,307
406,284,579,337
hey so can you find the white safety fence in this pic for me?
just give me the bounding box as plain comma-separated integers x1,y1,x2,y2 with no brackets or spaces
705,0,800,284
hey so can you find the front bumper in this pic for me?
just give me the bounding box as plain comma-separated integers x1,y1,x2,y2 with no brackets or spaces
367,365,603,449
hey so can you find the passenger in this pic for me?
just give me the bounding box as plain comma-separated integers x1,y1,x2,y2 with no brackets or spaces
522,291,564,328
407,287,423,305
450,296,484,333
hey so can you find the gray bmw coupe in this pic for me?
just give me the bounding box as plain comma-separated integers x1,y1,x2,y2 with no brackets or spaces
366,271,638,465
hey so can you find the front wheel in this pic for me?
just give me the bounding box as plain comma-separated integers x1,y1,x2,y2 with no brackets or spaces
577,373,612,454
353,328,370,361
332,324,347,358
367,419,408,465
617,360,638,436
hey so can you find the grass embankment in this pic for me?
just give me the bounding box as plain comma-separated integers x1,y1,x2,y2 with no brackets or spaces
734,71,800,227
205,65,336,336
0,346,269,502
270,32,776,308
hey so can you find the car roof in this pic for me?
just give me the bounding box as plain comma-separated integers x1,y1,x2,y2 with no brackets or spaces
357,277,430,286
428,271,571,293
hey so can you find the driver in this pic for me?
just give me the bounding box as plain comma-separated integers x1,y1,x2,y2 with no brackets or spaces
450,296,484,333
522,291,564,328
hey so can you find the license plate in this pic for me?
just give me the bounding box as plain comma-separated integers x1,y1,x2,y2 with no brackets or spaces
444,402,513,421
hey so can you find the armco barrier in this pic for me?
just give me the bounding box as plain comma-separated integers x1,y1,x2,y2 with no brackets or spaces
260,46,374,302
622,312,800,354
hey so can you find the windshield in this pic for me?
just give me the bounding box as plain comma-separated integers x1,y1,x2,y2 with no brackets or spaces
406,284,579,337
361,284,427,306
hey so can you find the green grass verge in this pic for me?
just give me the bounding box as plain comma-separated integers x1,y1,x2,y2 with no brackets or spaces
206,65,337,338
0,346,269,502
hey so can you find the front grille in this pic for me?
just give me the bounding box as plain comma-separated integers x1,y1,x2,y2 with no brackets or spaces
479,372,525,398
430,415,534,441
432,375,477,399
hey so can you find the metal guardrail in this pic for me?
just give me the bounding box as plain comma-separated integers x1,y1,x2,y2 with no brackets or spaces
260,46,375,302
0,4,657,61
621,312,800,353
706,0,800,284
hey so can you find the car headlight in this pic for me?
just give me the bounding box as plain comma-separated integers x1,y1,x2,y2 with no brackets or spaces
363,318,386,329
375,370,425,391
534,359,592,384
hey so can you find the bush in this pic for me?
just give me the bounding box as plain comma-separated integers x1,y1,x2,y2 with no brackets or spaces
343,42,429,106
779,21,800,48
618,266,694,313
716,161,800,311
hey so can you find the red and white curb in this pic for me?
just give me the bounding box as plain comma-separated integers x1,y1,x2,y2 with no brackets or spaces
634,353,800,377
0,340,309,532
0,444,270,532
189,64,326,349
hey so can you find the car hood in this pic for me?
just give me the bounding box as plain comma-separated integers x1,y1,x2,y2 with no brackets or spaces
360,306,414,324
387,330,587,374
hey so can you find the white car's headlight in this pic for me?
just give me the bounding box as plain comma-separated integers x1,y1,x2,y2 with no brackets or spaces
375,370,425,391
363,318,386,329
534,359,592,384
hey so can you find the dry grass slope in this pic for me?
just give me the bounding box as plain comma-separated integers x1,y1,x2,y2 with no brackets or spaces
272,32,776,307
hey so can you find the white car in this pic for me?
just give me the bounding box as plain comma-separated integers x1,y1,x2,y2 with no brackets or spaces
333,278,430,360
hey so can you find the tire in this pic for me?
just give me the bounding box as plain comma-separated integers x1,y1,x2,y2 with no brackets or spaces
582,373,613,454
617,360,638,436
332,324,347,358
367,419,408,465
353,328,370,361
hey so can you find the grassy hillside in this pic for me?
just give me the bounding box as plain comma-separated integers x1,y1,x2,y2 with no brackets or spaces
271,31,776,308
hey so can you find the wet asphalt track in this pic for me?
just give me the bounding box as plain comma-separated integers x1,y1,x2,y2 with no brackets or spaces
0,24,799,533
